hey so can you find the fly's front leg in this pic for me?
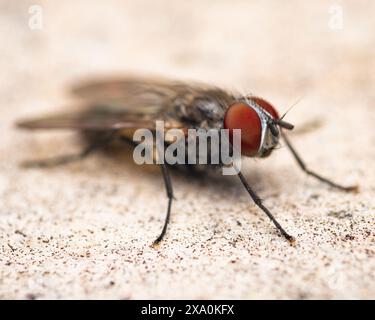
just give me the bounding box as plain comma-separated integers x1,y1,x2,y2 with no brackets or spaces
237,171,295,244
281,132,358,192
21,130,117,168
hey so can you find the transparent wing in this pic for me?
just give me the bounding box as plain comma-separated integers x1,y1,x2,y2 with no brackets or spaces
17,76,229,131
70,76,203,114
16,76,198,131
15,108,162,130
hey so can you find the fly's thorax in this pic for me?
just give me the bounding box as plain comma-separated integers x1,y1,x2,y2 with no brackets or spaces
172,88,235,131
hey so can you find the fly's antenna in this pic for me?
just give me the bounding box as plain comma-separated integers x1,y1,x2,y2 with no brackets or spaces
280,95,305,121
276,119,294,130
275,95,305,130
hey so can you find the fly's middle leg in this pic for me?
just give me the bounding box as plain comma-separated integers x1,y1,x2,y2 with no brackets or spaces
152,161,174,246
152,138,174,246
119,135,175,245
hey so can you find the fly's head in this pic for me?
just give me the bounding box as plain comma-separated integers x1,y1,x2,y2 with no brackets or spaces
224,96,294,157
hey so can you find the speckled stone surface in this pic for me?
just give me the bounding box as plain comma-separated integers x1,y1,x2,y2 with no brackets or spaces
0,1,374,299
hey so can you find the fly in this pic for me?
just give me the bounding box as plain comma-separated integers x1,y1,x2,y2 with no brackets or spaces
16,76,358,245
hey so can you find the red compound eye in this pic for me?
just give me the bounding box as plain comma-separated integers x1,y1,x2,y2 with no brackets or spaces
250,97,279,119
224,102,261,156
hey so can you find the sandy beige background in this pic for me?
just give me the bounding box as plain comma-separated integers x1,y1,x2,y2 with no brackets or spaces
0,0,374,299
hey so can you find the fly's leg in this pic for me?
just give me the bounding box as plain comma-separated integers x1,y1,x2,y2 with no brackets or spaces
153,161,174,245
281,132,358,192
237,171,295,244
153,137,174,245
21,130,117,168
119,135,174,245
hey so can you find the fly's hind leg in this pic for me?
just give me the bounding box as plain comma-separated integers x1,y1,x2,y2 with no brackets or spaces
281,132,358,192
21,130,117,168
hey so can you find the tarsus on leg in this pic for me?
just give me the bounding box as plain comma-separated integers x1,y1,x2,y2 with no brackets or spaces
282,132,358,192
237,171,295,244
